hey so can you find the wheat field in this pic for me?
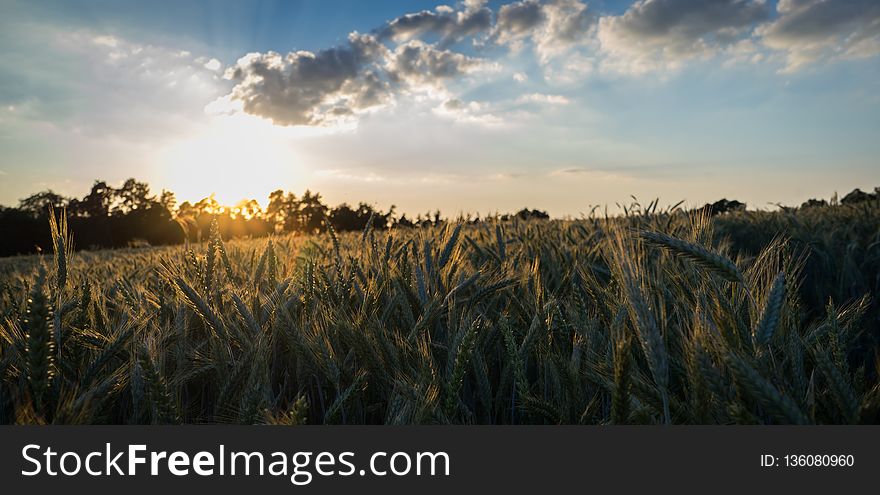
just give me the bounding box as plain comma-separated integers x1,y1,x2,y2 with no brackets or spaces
1,200,878,424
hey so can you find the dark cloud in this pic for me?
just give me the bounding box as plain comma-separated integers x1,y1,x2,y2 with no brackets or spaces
378,4,492,45
225,33,391,126
387,40,488,87
534,0,596,62
221,1,509,127
759,0,880,71
491,0,595,63
544,0,595,44
492,0,547,44
224,28,490,126
597,0,770,73
222,0,880,127
609,0,768,39
221,1,597,127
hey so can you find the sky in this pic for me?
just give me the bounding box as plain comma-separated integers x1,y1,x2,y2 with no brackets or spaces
0,0,878,216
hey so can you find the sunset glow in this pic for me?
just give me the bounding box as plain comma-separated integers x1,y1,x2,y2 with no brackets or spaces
156,113,308,207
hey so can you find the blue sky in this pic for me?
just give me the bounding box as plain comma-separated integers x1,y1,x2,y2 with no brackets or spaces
1,0,878,216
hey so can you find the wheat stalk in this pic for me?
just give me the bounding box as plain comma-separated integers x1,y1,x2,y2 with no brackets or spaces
754,272,785,347
639,230,745,284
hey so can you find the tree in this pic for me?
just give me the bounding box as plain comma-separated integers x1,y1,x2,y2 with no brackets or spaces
801,198,828,209
508,208,549,221
700,199,746,216
841,188,876,205
113,178,154,215
193,194,222,215
18,190,68,217
299,190,328,234
396,214,415,228
233,199,263,219
159,190,177,213
267,190,300,232
71,181,114,218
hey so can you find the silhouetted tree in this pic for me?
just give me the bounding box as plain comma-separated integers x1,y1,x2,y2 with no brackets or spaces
267,190,301,233
71,181,113,218
699,199,746,216
505,208,549,221
8,176,868,259
18,190,68,217
299,190,328,234
841,188,876,205
113,178,153,215
801,198,828,209
159,190,177,212
395,214,415,228
329,202,392,232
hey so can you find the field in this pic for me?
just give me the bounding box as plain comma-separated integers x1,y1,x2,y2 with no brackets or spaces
1,201,879,424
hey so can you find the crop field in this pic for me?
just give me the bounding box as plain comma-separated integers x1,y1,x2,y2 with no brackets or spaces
1,201,879,424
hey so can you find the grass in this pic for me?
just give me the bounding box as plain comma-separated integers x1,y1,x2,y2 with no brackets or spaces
0,199,879,424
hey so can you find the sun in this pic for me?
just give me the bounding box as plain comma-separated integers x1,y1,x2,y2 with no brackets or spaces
156,113,309,207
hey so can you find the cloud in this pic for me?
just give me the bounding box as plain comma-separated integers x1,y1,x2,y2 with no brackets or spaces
222,30,495,127
758,0,880,72
218,1,594,128
0,28,227,139
597,0,770,74
492,0,595,60
222,0,506,128
378,2,493,45
532,0,596,61
315,168,388,182
491,171,527,180
216,0,880,127
463,0,489,11
549,167,636,182
516,93,571,105
433,98,504,126
483,0,597,83
433,90,573,127
387,40,493,89
201,58,222,71
223,33,393,126
493,0,547,48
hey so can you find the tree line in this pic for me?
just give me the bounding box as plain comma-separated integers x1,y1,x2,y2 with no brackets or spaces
0,178,551,257
3,177,876,258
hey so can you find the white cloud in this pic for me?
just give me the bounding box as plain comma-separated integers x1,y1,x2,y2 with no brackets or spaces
315,168,388,182
433,98,505,126
91,35,120,48
516,93,571,105
15,29,229,138
202,58,222,71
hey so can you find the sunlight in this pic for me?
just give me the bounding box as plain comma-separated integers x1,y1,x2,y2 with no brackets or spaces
156,112,310,207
